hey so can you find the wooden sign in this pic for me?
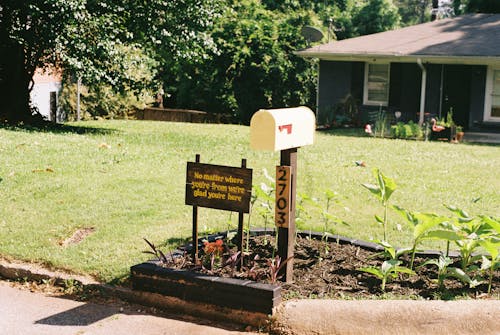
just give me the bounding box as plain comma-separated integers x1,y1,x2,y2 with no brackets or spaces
186,162,253,213
275,165,291,228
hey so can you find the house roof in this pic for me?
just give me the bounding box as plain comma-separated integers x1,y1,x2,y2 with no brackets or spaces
296,14,500,65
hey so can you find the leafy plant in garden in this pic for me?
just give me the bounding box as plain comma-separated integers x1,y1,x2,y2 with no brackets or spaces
480,238,500,294
223,250,241,276
419,255,481,291
309,189,348,253
295,193,315,238
267,255,293,284
359,259,414,292
393,206,456,271
362,168,396,242
253,169,275,245
445,205,492,271
479,216,500,294
373,239,412,261
143,238,172,264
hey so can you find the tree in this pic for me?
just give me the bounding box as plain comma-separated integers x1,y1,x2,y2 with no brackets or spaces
453,0,500,14
0,0,220,124
465,0,500,13
172,0,318,124
353,0,401,36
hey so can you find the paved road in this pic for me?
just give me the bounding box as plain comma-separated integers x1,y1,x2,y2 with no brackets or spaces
0,281,259,335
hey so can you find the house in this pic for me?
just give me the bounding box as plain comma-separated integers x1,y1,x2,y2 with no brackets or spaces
31,68,62,122
296,14,500,132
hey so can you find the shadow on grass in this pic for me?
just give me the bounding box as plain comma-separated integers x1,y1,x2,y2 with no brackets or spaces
0,122,118,135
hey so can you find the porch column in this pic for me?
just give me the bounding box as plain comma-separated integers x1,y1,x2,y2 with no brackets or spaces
417,59,426,125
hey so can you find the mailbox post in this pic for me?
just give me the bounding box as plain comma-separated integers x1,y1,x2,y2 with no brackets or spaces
250,106,315,282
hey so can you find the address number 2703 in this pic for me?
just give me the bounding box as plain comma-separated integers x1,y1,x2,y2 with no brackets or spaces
275,165,291,228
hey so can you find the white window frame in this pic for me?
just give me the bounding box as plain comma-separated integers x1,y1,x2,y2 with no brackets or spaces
363,62,390,106
484,66,500,122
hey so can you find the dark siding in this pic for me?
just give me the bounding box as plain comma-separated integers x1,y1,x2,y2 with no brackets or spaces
442,65,471,129
469,66,486,129
389,63,421,122
350,62,364,104
318,60,352,124
425,64,443,119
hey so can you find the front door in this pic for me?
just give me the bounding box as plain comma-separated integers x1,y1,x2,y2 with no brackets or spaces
442,65,470,129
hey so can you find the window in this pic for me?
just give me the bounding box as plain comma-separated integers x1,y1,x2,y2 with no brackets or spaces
485,67,500,121
364,63,390,106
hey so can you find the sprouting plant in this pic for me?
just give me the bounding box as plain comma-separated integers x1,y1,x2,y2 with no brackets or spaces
245,187,260,253
359,259,414,292
445,205,492,271
254,181,274,245
223,250,241,276
310,189,348,254
420,255,482,290
267,255,293,284
143,238,172,264
479,238,500,295
296,192,314,238
393,206,456,271
478,216,500,294
373,239,412,261
362,168,396,242
62,278,83,295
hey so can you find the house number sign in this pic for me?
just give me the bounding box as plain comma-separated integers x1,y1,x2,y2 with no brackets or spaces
275,165,291,228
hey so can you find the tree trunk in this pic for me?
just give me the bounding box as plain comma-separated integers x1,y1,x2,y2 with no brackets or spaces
0,41,34,124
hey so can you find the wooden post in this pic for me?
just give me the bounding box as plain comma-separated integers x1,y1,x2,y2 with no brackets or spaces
278,148,297,282
192,154,200,263
237,159,246,270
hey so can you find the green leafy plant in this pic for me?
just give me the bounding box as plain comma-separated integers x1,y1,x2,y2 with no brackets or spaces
318,190,348,252
362,168,396,242
255,182,274,245
374,239,412,261
359,259,414,292
480,238,500,295
445,205,491,271
393,207,456,271
479,216,500,294
296,193,315,239
420,255,481,291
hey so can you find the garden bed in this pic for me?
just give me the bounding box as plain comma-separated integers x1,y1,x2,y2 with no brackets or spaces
131,230,499,317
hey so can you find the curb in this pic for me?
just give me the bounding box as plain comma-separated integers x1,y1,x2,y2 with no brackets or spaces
0,257,270,328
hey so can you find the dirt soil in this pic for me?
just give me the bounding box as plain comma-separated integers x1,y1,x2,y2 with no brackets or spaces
165,234,499,300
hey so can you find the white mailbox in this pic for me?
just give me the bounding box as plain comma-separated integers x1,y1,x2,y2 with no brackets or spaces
250,106,315,151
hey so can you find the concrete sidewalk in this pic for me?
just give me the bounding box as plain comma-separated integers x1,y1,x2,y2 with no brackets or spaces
0,281,258,335
1,257,499,335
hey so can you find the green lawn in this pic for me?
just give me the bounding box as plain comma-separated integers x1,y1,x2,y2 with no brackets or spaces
0,120,498,282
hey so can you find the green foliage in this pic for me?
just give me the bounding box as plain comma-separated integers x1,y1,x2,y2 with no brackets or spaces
420,255,481,290
173,0,317,123
466,0,500,13
1,0,221,123
391,121,424,139
353,0,401,36
393,207,453,270
359,259,414,291
480,236,500,294
362,168,397,242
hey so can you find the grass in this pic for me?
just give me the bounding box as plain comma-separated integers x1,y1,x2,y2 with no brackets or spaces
0,120,499,282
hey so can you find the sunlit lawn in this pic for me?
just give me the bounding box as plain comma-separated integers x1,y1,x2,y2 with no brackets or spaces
0,120,498,282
